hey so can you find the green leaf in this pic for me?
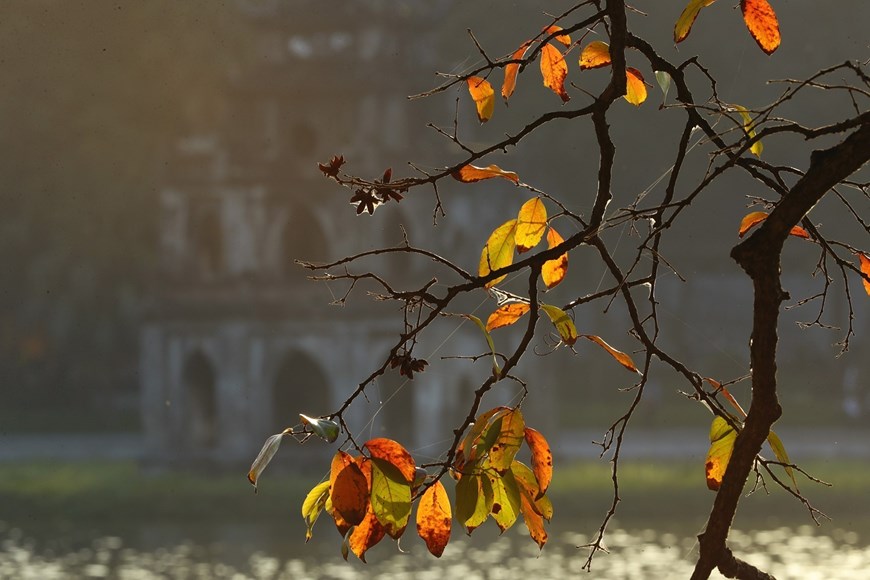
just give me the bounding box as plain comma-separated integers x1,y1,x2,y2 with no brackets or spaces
461,314,501,376
301,480,331,542
655,70,671,100
455,472,494,533
705,416,737,491
488,408,526,473
370,457,412,539
767,429,799,492
300,414,340,443
247,433,283,491
487,469,522,532
540,304,578,346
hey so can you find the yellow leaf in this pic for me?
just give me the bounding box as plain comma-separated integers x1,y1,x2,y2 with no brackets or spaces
510,461,551,549
467,76,495,123
767,429,798,492
479,219,518,288
543,25,571,47
486,303,531,332
540,303,578,346
455,472,494,533
741,0,780,55
416,481,452,557
452,164,520,184
502,41,533,103
624,67,647,106
705,416,737,491
488,408,526,473
515,197,548,253
579,41,611,70
674,0,717,44
735,105,763,157
583,334,639,373
539,43,569,103
370,457,412,539
301,480,331,542
858,252,870,296
487,469,522,532
542,227,568,289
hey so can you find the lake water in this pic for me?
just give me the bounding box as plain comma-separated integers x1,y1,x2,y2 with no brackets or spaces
2,519,867,579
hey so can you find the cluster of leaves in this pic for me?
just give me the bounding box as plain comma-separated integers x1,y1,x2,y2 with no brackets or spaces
676,0,781,55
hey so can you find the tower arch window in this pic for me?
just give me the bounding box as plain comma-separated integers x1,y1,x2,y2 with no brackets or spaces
182,350,218,449
272,349,331,434
282,204,329,278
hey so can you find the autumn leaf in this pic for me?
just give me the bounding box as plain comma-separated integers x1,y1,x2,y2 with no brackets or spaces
487,469,522,532
479,219,518,288
329,450,356,535
705,416,737,491
625,67,647,106
452,164,520,184
247,433,283,490
741,0,780,55
542,227,568,289
467,76,495,123
767,429,798,492
515,197,548,253
543,25,571,47
674,0,717,44
579,41,611,70
737,211,810,239
583,335,640,373
523,427,553,497
703,377,747,418
348,509,386,562
332,461,369,526
461,314,501,377
540,303,578,346
488,408,526,473
540,43,569,102
455,407,508,474
502,40,532,103
486,302,531,332
510,461,551,549
455,472,494,533
370,457,412,539
301,480,331,542
364,438,416,483
735,105,763,157
857,252,870,296
416,481,452,557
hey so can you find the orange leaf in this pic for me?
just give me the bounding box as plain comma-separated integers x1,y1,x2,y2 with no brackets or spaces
539,43,569,103
703,377,747,418
467,76,495,123
584,335,639,373
348,509,386,562
706,417,737,491
542,227,568,289
738,211,811,239
452,164,520,184
789,226,810,239
479,219,518,288
486,303,531,332
858,252,870,296
502,41,532,103
624,67,647,106
511,462,550,549
674,0,717,44
416,481,452,557
543,25,571,47
741,0,780,55
364,438,416,483
515,197,548,253
332,461,369,526
579,41,611,70
523,427,553,497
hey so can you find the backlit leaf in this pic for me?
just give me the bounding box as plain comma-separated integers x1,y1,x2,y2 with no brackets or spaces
625,67,647,106
370,457,412,539
467,76,495,123
583,335,640,373
416,481,452,557
301,480,331,542
511,461,554,521
523,427,553,497
741,0,780,55
540,303,578,346
703,377,747,418
456,472,494,533
488,469,522,532
542,227,569,289
540,43,569,103
738,211,811,239
479,219,518,288
452,163,520,184
502,41,533,103
486,303,531,332
348,509,385,562
456,407,508,474
543,25,571,47
461,314,501,377
579,41,611,70
735,105,763,157
329,450,356,535
247,433,283,490
489,408,526,473
364,438,416,483
332,462,369,526
767,429,798,491
859,253,870,296
515,197,548,253
300,414,340,443
674,0,717,44
655,70,672,100
705,416,737,491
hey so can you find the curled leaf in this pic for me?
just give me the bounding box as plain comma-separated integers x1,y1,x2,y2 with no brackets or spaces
417,481,452,557
540,43,569,102
467,76,495,123
523,427,553,497
705,416,737,491
674,0,717,44
301,480,331,541
502,41,533,103
737,211,810,239
543,25,571,47
540,303,578,346
486,302,531,332
579,41,611,70
583,335,639,373
858,252,870,296
624,67,647,106
247,433,283,491
767,429,798,491
300,414,340,443
735,105,763,157
452,164,520,184
461,314,501,376
542,227,568,289
741,0,780,55
515,197,548,253
479,219,518,288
